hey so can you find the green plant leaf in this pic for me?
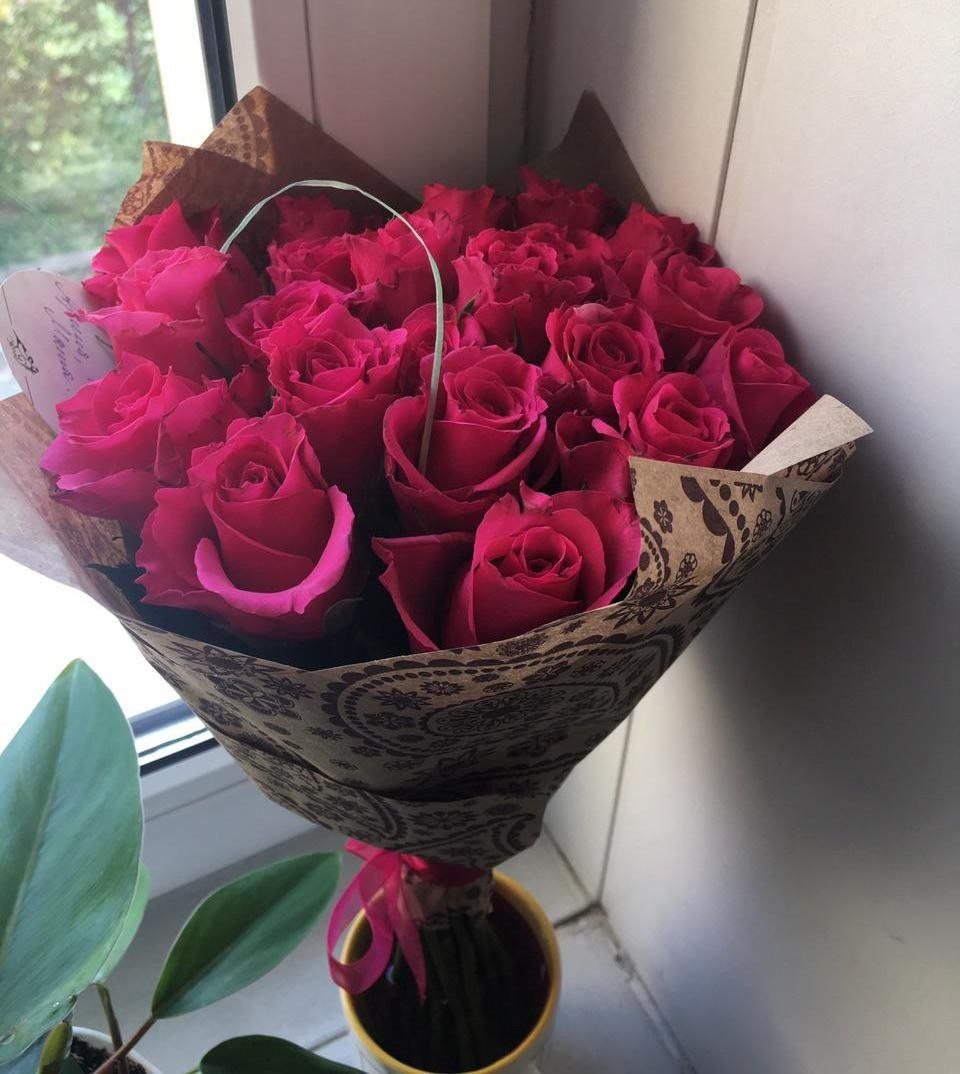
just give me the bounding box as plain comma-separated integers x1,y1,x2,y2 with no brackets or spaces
37,1021,70,1074
0,1035,43,1074
0,662,143,1063
95,864,149,983
152,853,340,1018
200,1036,362,1074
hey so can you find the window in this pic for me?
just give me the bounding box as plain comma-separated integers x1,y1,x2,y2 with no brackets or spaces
0,0,221,759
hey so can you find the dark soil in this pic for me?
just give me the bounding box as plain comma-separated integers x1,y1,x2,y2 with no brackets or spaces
70,1038,149,1074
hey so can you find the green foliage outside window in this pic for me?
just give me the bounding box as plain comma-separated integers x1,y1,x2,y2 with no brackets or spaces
0,0,169,274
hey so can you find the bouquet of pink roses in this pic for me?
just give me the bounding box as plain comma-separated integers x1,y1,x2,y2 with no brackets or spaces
0,88,868,1072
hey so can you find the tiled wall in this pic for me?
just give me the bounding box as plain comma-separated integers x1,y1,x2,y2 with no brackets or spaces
532,2,960,1071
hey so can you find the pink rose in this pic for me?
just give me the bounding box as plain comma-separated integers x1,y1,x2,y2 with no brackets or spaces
373,487,642,651
83,200,224,305
515,167,619,233
137,413,360,641
636,253,764,369
555,411,633,500
607,203,715,274
419,183,510,247
80,245,261,382
542,302,664,420
603,372,735,469
383,346,548,532
267,234,356,292
272,193,354,244
263,304,406,501
40,353,246,528
453,223,596,359
227,279,342,362
697,327,813,465
397,301,487,393
347,213,462,326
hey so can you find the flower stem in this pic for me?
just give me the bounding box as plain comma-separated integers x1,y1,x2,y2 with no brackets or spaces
89,1016,155,1074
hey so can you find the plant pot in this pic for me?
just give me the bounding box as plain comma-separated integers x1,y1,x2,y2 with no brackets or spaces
339,870,561,1074
70,1028,162,1074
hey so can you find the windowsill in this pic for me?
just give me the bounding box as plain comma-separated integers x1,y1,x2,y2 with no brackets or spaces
73,826,684,1074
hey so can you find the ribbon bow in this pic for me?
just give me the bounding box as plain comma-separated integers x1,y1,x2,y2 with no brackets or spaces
327,840,483,1003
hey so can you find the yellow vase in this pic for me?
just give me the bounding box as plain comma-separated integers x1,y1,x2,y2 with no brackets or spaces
339,870,561,1074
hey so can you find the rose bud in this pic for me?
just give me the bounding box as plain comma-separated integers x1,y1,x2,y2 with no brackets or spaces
697,327,813,465
137,412,360,641
635,253,764,370
40,354,248,529
83,200,224,306
373,487,643,651
453,223,596,359
542,302,664,421
267,233,357,292
272,193,355,244
263,303,406,501
227,279,343,363
606,203,716,273
384,346,548,533
602,372,735,469
79,245,261,382
397,301,486,393
418,183,511,248
515,167,619,234
347,213,462,326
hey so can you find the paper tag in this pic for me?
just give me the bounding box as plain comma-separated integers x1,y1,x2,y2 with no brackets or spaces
0,270,116,432
745,395,873,476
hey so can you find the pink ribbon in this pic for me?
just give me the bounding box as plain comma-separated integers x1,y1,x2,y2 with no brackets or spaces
327,839,483,1003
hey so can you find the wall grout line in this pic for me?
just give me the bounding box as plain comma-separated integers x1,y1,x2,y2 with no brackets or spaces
708,0,760,244
302,0,318,126
596,712,635,903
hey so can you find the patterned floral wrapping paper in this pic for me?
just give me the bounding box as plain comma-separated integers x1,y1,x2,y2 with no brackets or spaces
0,89,870,866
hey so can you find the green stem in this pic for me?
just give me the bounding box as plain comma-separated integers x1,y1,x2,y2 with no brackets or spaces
94,984,129,1074
451,913,490,1065
423,928,475,1071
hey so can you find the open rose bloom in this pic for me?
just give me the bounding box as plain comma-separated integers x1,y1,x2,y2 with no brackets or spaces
0,89,869,867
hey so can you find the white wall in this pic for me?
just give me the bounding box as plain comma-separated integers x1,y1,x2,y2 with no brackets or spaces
532,1,960,1071
533,0,756,896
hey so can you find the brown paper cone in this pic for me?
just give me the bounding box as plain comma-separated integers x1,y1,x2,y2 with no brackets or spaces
0,90,870,866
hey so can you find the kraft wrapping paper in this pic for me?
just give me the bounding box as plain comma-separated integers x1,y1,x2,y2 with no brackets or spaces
0,89,871,866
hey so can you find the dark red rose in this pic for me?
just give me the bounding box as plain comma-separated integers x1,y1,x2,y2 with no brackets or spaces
83,200,224,306
373,487,642,651
267,234,356,292
137,413,360,641
637,253,764,369
603,372,735,468
397,301,487,393
453,223,596,359
419,183,510,247
227,279,343,362
347,213,461,326
515,167,619,233
272,193,355,244
39,353,246,529
80,245,261,382
607,203,716,274
263,304,405,501
555,411,633,500
542,302,664,420
697,327,813,465
383,346,548,532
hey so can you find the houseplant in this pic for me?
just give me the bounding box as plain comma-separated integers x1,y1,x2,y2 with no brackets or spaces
0,661,357,1074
